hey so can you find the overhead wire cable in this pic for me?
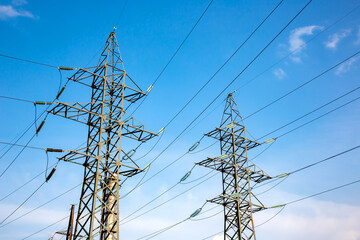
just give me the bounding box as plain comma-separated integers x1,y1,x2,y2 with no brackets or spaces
252,144,360,192
0,53,58,68
250,86,360,163
154,0,285,129
135,202,209,240
0,160,60,226
184,3,360,139
200,204,285,240
258,85,360,140
283,179,360,206
287,144,360,175
0,162,57,202
114,0,129,27
119,0,290,196
120,171,218,226
243,49,360,120
275,95,360,139
0,183,81,229
130,0,215,114
135,0,312,189
0,134,37,179
0,78,72,178
0,95,34,103
181,3,360,140
133,159,359,240
234,3,360,92
0,141,45,151
21,214,71,240
120,165,212,223
200,231,223,240
0,181,46,226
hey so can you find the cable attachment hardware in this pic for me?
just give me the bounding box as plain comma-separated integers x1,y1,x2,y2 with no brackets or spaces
189,142,200,152
147,85,153,92
143,163,151,170
264,138,277,144
34,101,52,105
56,86,65,99
57,67,75,71
180,171,192,182
158,127,165,134
45,148,64,153
271,204,285,209
190,208,202,218
45,167,56,182
276,173,289,178
36,120,45,135
122,149,136,161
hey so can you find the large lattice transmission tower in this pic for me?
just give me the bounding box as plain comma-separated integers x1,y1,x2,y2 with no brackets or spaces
196,93,271,240
49,31,157,240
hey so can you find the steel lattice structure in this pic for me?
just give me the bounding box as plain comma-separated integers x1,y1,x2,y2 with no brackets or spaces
196,93,271,240
49,31,157,240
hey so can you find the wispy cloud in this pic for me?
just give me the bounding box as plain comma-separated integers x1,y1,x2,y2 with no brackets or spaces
325,29,351,49
289,25,324,62
0,4,34,20
335,56,359,75
273,68,286,80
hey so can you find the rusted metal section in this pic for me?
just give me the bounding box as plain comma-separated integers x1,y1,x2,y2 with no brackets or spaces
196,93,271,240
49,31,157,240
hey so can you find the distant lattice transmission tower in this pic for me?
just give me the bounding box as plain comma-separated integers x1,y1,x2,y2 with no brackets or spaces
196,93,271,240
49,31,157,240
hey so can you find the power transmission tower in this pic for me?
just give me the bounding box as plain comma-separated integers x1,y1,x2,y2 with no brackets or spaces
196,93,271,240
49,31,157,240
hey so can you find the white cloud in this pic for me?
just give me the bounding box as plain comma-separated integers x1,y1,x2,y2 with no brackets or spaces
325,29,352,49
273,68,286,80
289,25,324,62
335,57,359,75
0,4,34,20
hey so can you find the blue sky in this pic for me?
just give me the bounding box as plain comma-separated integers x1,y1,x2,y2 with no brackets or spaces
0,0,360,239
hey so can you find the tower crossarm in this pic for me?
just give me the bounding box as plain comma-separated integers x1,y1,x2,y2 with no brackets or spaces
68,67,146,103
205,128,261,151
196,157,271,183
58,149,144,177
207,194,266,213
49,102,157,142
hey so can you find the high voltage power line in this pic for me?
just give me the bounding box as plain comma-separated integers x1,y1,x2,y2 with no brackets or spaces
117,143,360,229
1,0,359,238
0,53,58,69
0,79,71,179
130,0,215,115
0,183,81,229
258,84,360,140
243,50,360,120
144,0,285,129
233,3,360,93
134,178,360,240
179,2,360,138
2,81,358,231
117,0,313,196
7,139,355,232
